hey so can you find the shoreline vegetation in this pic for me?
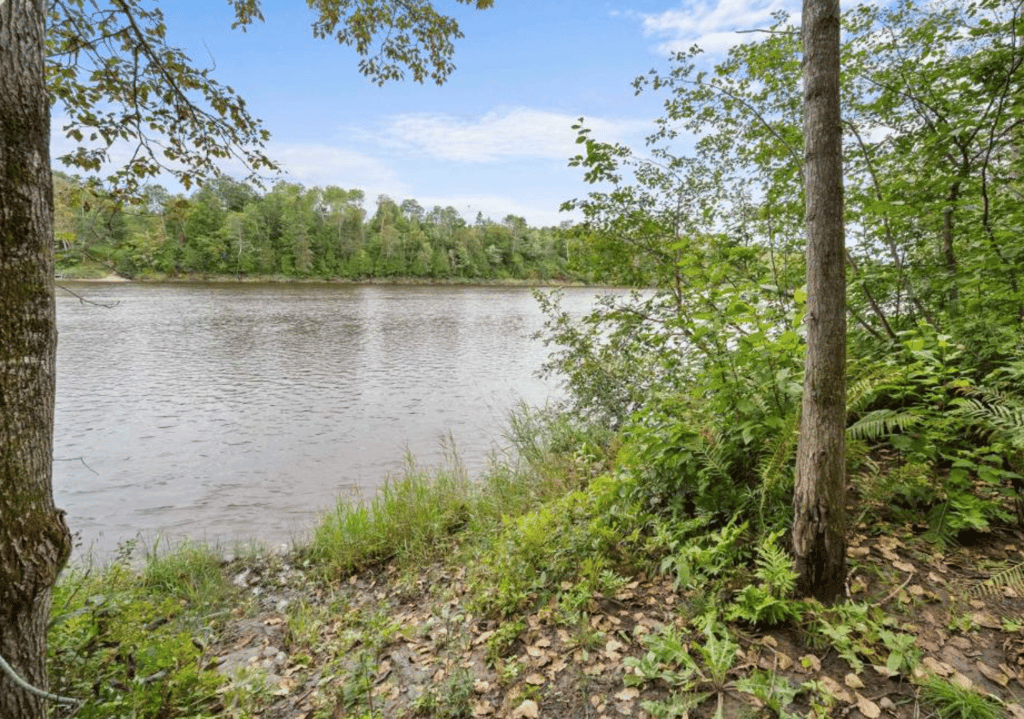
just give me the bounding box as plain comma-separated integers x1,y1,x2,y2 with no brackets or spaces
54,269,596,288
51,173,642,288
48,405,1024,719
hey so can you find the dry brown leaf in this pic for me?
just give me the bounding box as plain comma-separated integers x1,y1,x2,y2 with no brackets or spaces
844,672,865,689
525,673,547,686
473,630,495,646
893,560,915,573
879,536,905,550
605,638,624,661
1006,703,1024,719
474,679,491,694
972,612,1002,630
512,699,539,719
856,692,881,719
472,699,495,716
800,654,822,672
951,671,974,690
923,656,954,676
776,652,793,671
976,661,1010,687
614,687,640,701
848,546,870,558
817,675,852,704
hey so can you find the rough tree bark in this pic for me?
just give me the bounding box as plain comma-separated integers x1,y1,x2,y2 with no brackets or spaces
0,1,75,717
793,0,847,603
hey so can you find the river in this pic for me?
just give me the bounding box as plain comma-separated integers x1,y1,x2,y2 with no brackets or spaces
53,281,599,557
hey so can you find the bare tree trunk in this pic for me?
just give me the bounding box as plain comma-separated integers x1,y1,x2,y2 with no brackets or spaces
0,1,74,717
793,0,847,603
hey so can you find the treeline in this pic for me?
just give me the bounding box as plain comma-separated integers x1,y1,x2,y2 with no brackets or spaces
53,175,610,282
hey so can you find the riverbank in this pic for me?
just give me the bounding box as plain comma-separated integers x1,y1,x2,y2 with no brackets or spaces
46,417,1024,719
55,265,601,288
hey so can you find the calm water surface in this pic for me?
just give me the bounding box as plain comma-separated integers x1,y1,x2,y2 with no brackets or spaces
54,282,598,555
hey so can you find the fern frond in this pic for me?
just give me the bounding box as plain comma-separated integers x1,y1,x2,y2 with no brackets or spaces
758,409,800,496
698,428,734,485
846,409,922,442
951,389,1024,449
969,562,1024,600
846,362,905,415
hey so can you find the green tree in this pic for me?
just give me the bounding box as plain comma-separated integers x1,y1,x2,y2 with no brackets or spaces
0,2,491,717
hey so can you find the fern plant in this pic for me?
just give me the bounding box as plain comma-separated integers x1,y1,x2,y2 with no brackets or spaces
727,531,804,626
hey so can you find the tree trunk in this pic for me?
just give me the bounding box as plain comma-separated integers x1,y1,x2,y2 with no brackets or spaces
793,0,847,603
0,1,74,717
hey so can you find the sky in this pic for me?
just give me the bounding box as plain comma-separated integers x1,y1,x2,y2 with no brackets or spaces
52,0,801,227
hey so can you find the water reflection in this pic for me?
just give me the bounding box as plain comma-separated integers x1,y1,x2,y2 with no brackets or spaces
54,282,597,555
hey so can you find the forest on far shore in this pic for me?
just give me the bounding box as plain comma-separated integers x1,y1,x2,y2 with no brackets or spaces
53,173,623,284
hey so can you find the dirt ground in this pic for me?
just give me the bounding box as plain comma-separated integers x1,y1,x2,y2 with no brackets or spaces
212,526,1024,719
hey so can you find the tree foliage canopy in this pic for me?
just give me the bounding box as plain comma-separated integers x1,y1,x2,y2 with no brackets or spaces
544,0,1024,547
46,0,492,195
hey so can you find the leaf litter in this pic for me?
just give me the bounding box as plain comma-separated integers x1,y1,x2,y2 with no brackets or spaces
206,526,1024,718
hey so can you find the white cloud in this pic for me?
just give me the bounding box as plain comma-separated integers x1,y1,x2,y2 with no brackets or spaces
638,0,800,55
270,143,404,192
374,107,650,163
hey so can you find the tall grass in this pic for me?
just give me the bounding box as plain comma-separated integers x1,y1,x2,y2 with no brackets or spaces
305,405,615,577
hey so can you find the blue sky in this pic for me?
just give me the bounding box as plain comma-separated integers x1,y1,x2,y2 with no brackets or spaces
53,0,800,226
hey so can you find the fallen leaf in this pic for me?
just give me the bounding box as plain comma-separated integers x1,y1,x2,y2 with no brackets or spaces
472,699,494,716
1006,703,1024,719
525,673,547,686
976,661,1009,687
801,654,822,672
951,671,974,690
972,612,1002,630
614,687,639,701
844,672,865,689
817,675,852,704
856,692,881,719
512,699,539,719
923,657,954,676
893,560,915,573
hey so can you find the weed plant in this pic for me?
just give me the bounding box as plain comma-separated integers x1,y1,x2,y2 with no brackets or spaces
919,675,1004,719
47,542,245,719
